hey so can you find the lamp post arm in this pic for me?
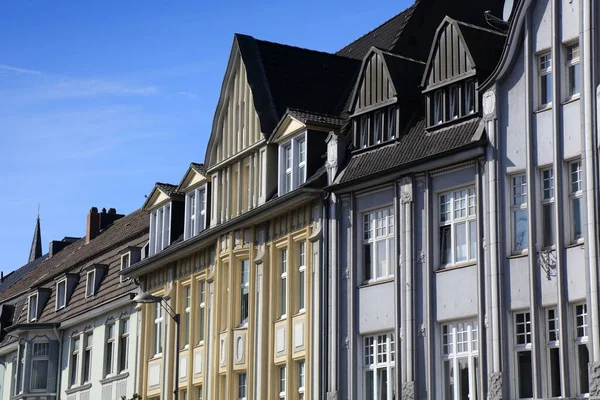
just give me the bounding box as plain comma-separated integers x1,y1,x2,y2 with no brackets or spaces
158,299,178,320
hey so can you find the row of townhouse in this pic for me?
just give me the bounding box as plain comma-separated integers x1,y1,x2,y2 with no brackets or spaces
1,0,599,398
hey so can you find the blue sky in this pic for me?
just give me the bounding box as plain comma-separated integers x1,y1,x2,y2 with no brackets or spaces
0,0,412,274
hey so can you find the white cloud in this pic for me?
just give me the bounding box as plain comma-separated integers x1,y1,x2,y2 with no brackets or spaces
0,64,42,76
175,91,198,99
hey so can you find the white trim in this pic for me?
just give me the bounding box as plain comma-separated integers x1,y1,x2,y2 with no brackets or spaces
56,279,67,310
85,270,96,298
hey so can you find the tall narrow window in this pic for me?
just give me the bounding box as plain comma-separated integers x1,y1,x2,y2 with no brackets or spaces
546,308,561,397
238,373,247,400
120,253,130,283
363,333,395,400
298,242,306,313
570,161,583,242
86,270,95,298
360,115,369,148
362,207,395,281
16,344,24,395
28,293,38,322
439,187,477,267
298,139,306,186
56,279,67,310
441,320,479,400
539,52,553,107
449,85,460,119
105,324,115,376
433,90,444,125
197,386,203,400
298,361,305,400
119,319,129,372
30,343,50,391
183,286,190,347
566,43,580,98
154,302,164,356
387,107,398,140
515,311,533,398
240,260,250,324
70,337,80,387
512,174,529,253
83,333,93,383
279,366,286,399
284,145,292,194
464,80,475,115
280,249,288,318
374,110,384,143
542,168,555,248
575,303,589,395
198,281,205,343
190,192,197,236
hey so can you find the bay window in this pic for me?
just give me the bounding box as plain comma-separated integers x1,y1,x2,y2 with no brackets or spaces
441,320,479,400
570,161,583,242
363,333,395,400
30,342,49,391
354,106,400,149
279,135,308,195
566,42,580,98
511,174,528,253
429,79,476,126
546,308,561,397
150,204,171,255
539,52,552,107
541,168,555,248
439,187,477,267
574,303,589,395
240,260,250,325
514,311,533,398
185,187,207,240
362,206,395,282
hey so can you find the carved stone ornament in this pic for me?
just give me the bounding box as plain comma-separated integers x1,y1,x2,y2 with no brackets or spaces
400,177,413,204
482,238,487,251
343,268,350,280
416,176,427,192
343,336,350,350
420,324,427,337
419,250,426,264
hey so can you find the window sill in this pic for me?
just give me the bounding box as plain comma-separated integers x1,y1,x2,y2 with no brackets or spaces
534,104,552,113
195,341,205,349
234,324,249,331
566,241,584,249
507,251,529,259
150,354,163,361
426,113,478,132
563,95,580,105
65,383,92,395
100,372,129,385
435,261,476,273
293,310,306,318
359,277,394,288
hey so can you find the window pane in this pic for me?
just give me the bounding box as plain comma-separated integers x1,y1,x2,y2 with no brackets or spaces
440,226,451,265
541,73,552,105
374,111,384,143
360,115,369,148
542,203,555,248
377,368,388,400
444,360,453,400
469,220,477,261
549,347,561,397
578,344,590,394
376,240,388,278
449,85,460,119
458,358,470,400
31,360,49,390
573,197,583,240
514,210,529,252
365,370,374,400
387,108,397,140
517,351,533,398
455,222,467,262
364,243,372,281
464,80,475,114
434,91,443,124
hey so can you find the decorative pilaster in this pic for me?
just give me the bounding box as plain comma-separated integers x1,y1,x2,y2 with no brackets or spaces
488,372,503,400
402,381,415,400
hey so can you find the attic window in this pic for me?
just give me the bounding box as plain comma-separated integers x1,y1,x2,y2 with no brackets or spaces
56,279,67,310
28,293,38,322
120,253,130,284
86,270,96,298
354,105,399,150
278,133,308,196
429,79,476,127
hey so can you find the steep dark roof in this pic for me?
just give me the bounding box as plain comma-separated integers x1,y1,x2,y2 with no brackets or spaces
287,109,345,128
456,20,506,79
28,217,42,263
236,34,361,137
335,117,485,185
0,254,49,294
155,182,181,197
337,2,419,59
190,162,206,175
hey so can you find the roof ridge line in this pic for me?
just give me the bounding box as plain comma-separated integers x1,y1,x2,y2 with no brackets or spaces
251,36,356,60
452,18,507,36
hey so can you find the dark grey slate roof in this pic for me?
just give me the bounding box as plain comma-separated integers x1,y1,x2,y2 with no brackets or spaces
155,182,181,197
287,109,345,127
335,117,485,185
190,162,206,175
456,20,506,79
0,254,49,294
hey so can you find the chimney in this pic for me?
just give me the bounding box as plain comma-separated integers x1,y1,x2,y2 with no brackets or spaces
86,207,125,244
49,237,79,257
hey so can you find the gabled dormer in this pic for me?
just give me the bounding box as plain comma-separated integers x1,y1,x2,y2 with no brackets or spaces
27,288,51,322
348,47,425,150
177,162,211,240
421,17,506,128
54,273,79,311
119,246,141,283
270,109,342,196
84,264,108,298
143,183,184,257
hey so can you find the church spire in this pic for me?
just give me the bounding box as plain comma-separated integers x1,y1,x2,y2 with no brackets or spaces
28,209,42,263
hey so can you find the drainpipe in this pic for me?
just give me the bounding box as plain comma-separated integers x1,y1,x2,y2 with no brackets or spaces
582,0,600,362
320,194,329,399
54,326,63,399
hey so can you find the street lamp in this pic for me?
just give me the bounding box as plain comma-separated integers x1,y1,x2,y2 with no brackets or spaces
132,292,181,400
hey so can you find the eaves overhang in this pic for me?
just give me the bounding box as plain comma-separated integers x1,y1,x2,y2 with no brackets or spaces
6,322,60,334
123,188,323,278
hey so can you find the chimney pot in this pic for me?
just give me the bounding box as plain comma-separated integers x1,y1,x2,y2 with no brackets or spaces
101,207,107,214
108,208,117,215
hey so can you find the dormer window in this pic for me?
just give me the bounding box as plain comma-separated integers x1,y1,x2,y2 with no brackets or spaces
28,293,38,322
150,204,171,256
279,134,307,196
354,106,399,150
429,79,476,127
449,85,460,119
56,279,67,310
86,270,96,298
464,80,475,114
120,253,130,283
433,91,443,125
185,187,207,240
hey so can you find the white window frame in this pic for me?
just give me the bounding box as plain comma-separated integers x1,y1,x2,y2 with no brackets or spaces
298,241,306,313
464,79,476,115
69,336,80,388
541,168,555,249
441,320,479,400
82,332,93,384
359,114,369,148
298,361,305,400
238,373,247,400
361,206,395,282
240,260,250,325
279,133,308,196
183,286,191,348
185,186,207,240
56,279,67,310
387,106,398,141
105,324,115,377
539,51,553,108
438,186,477,268
433,90,444,125
279,365,286,399
154,302,164,357
280,249,288,318
28,293,38,322
85,270,95,298
373,110,384,143
514,311,533,399
120,252,130,284
574,303,590,396
198,281,206,344
511,174,528,254
30,342,50,392
565,41,580,99
545,308,561,398
362,332,395,400
569,160,584,243
448,84,460,120
150,204,171,256
118,318,130,373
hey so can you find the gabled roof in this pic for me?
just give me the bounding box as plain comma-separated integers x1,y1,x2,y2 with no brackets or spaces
270,108,345,144
142,182,183,210
336,2,419,60
178,162,208,192
236,34,361,136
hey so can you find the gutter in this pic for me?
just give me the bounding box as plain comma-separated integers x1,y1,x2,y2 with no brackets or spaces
54,326,63,399
124,188,323,277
